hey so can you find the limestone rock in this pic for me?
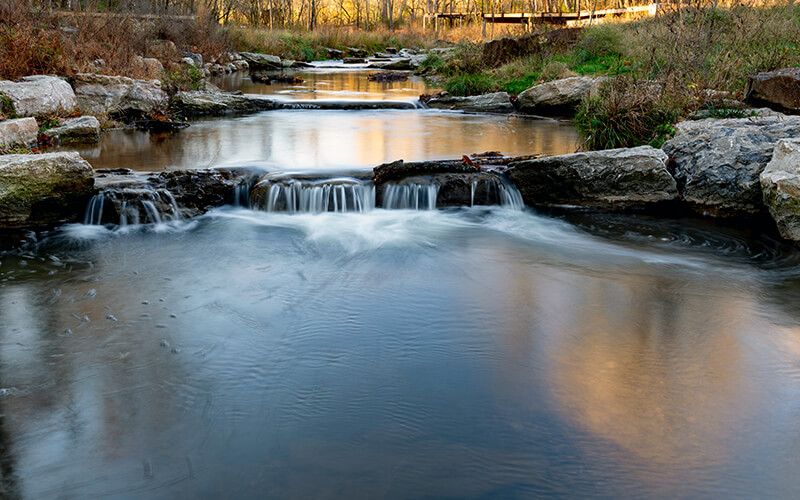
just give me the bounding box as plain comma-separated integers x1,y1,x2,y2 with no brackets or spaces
662,116,800,215
744,67,800,114
760,139,800,241
516,76,602,115
0,152,94,227
506,146,677,209
0,75,77,117
239,52,282,69
41,116,101,144
71,73,168,121
425,92,514,114
170,91,276,117
0,117,38,148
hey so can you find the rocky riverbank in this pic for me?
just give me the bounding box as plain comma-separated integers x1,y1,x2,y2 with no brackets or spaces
5,111,800,245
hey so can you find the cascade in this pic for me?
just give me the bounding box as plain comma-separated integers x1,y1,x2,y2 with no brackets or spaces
381,183,440,210
253,178,376,213
84,187,182,225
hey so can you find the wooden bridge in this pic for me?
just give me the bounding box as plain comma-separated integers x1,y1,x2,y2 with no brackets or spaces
424,2,663,34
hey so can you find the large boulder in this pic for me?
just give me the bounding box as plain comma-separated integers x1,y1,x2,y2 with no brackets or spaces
760,139,800,242
744,67,800,114
516,76,602,115
425,92,514,113
0,152,94,227
41,116,101,144
169,91,276,117
0,75,77,117
238,52,282,69
0,118,38,148
71,73,168,121
506,146,677,209
662,115,800,216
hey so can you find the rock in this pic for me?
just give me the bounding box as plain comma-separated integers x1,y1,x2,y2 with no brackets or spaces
0,117,38,148
744,67,800,114
152,169,242,217
134,56,164,78
343,57,366,64
368,71,410,82
662,115,800,216
380,59,413,70
40,116,101,144
185,52,203,67
373,159,480,184
71,73,168,121
147,40,178,61
275,100,416,110
506,146,677,209
290,61,312,68
180,57,197,67
347,47,368,57
239,52,282,69
0,152,94,227
516,76,603,115
324,47,346,59
760,139,800,241
169,91,276,117
425,92,514,114
0,75,77,117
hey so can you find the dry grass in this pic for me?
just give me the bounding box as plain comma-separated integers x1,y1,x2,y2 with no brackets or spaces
0,0,229,81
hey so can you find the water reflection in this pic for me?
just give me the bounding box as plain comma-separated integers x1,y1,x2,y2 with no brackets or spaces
214,69,433,101
0,209,799,498
65,110,579,172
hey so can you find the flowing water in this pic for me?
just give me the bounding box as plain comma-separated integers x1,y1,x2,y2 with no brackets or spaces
60,70,579,172
2,70,800,499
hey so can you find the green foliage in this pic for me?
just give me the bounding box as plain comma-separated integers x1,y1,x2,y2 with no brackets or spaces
0,91,17,120
574,25,625,63
0,143,38,155
576,78,679,150
499,74,539,95
445,73,496,96
417,53,444,73
37,116,60,133
701,102,753,119
162,65,203,95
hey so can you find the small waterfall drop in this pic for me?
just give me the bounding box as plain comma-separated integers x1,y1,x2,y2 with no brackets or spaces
470,176,524,210
84,187,182,225
382,183,440,210
254,178,375,213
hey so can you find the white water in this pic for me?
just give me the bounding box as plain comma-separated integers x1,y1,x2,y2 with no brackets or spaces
382,183,440,210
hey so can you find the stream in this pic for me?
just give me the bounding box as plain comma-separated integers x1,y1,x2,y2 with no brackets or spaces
2,68,800,499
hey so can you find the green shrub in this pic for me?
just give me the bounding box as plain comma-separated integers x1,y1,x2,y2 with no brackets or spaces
0,91,17,120
576,77,679,150
574,25,625,62
445,73,496,96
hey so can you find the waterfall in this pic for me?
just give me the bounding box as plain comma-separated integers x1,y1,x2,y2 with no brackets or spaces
254,178,376,213
470,176,524,210
84,187,182,225
382,183,440,210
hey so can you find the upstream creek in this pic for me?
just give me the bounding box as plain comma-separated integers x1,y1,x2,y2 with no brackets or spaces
2,68,800,499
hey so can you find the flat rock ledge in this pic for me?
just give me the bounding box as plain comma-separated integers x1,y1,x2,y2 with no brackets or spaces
506,146,677,209
0,152,94,228
170,91,276,117
662,115,800,216
760,139,800,242
425,92,515,113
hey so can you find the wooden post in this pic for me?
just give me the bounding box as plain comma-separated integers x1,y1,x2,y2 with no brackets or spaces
482,18,486,38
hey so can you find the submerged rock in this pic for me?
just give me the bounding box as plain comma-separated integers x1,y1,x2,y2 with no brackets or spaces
41,116,101,144
0,75,78,117
367,71,409,82
662,115,800,216
424,92,514,114
169,91,276,117
744,67,800,114
0,117,38,148
0,152,94,227
506,146,677,209
239,52,282,69
760,139,800,241
516,76,602,115
71,73,168,121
